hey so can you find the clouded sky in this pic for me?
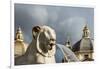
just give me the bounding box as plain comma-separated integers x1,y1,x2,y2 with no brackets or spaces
15,3,94,45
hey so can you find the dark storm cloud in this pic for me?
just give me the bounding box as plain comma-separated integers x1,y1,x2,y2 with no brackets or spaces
15,3,94,45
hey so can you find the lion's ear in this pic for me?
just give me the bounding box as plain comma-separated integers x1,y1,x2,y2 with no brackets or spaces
32,26,41,39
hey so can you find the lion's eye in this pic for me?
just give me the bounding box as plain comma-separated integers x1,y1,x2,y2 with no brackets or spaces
50,39,56,41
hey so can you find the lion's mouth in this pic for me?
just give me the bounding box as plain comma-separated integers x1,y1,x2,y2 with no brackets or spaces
48,43,55,50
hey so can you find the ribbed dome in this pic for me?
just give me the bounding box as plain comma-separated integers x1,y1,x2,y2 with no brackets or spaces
72,38,93,52
72,25,93,52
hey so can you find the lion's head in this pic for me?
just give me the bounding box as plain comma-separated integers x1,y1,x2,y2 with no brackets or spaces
32,26,56,57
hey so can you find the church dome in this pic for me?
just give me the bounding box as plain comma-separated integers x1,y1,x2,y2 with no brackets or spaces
72,38,93,52
14,27,27,58
72,25,93,52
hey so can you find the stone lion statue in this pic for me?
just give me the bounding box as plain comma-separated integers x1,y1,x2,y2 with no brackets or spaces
15,26,56,65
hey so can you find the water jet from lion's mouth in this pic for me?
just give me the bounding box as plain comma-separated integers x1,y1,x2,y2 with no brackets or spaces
56,44,79,62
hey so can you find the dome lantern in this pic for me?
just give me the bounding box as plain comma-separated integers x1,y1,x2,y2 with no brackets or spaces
82,25,90,38
15,27,24,42
65,40,72,49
